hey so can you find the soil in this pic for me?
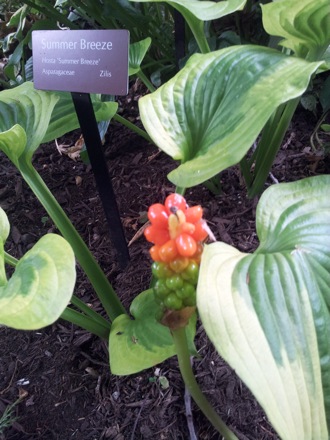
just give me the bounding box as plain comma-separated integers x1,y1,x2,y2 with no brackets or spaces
0,86,329,440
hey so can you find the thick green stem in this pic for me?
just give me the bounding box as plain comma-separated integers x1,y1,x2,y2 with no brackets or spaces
172,327,239,440
4,252,18,267
175,186,186,196
188,18,210,54
18,160,127,322
137,70,156,92
70,296,111,330
247,97,300,198
61,308,110,339
113,114,153,143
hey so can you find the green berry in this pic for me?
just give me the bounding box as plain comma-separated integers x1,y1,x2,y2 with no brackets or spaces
181,261,199,284
154,279,170,299
152,261,173,279
183,290,196,306
177,281,195,300
164,293,183,310
166,275,184,291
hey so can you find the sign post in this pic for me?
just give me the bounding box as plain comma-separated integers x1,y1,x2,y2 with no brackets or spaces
33,30,130,267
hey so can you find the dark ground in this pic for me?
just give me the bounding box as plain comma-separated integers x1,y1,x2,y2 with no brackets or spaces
0,87,329,440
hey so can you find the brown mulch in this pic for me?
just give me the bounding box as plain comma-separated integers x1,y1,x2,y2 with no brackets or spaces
0,92,328,440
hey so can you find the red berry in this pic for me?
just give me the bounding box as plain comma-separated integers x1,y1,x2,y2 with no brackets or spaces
148,204,169,228
185,205,203,223
144,225,170,245
165,194,187,215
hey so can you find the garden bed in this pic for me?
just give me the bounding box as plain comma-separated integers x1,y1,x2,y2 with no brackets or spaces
0,94,328,439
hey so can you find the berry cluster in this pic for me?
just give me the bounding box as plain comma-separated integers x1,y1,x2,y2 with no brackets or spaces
145,194,208,310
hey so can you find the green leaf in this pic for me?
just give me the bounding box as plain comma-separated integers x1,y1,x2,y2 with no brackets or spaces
42,92,118,143
109,289,196,375
131,0,246,21
197,175,330,439
0,209,76,329
261,0,330,60
0,82,59,161
0,125,27,168
321,124,330,132
139,45,321,188
129,37,152,76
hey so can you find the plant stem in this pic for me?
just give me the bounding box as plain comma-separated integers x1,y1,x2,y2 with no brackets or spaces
175,186,186,196
4,252,18,266
70,296,111,330
61,307,110,339
172,327,239,440
137,69,156,92
247,97,300,198
113,114,153,143
184,15,210,54
18,160,127,322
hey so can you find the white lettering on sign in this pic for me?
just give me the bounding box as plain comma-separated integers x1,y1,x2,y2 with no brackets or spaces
41,38,113,51
80,39,112,50
100,70,112,77
42,68,75,76
41,39,78,50
81,58,101,65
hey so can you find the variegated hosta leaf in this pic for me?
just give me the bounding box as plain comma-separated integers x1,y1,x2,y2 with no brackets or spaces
0,208,76,329
0,83,118,162
42,92,118,143
197,175,330,439
129,37,151,76
0,82,59,162
129,0,246,21
139,46,321,188
262,0,330,60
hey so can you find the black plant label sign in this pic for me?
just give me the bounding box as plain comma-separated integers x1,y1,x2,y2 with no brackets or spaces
32,30,129,95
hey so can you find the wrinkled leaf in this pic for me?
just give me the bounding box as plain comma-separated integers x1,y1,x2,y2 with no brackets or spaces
0,208,76,329
0,125,27,168
109,289,196,375
0,83,118,159
262,0,330,60
131,0,246,21
198,175,330,439
129,37,151,76
139,46,321,187
0,82,59,161
42,92,118,143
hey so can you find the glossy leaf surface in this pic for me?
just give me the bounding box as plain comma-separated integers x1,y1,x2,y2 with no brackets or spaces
0,82,58,162
42,92,118,143
130,0,246,21
0,83,118,157
197,175,330,439
139,46,321,187
0,208,76,329
262,0,330,59
109,289,196,375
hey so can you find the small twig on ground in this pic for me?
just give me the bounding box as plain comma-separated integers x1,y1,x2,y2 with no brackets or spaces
184,357,198,440
269,172,279,184
130,391,151,440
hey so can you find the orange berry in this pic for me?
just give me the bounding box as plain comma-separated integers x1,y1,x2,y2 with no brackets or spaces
159,239,178,263
149,245,161,261
176,233,197,257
